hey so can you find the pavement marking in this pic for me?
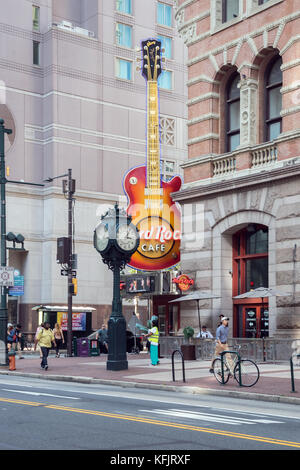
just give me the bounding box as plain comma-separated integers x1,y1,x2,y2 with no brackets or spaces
2,389,80,400
0,396,299,449
139,408,284,426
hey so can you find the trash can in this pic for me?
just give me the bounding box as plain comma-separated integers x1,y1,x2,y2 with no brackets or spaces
76,338,89,357
89,339,100,357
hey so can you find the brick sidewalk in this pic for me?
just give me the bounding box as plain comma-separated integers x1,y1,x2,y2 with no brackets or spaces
1,352,299,403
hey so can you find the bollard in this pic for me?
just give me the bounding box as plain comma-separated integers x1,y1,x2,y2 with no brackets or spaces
8,350,16,371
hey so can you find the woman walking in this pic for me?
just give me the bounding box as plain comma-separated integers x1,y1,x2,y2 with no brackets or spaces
53,323,64,357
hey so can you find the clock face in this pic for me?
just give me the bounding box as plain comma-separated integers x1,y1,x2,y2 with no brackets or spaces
116,224,138,252
95,224,109,252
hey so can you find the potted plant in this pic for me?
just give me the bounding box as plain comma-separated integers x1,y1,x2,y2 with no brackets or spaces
181,326,196,360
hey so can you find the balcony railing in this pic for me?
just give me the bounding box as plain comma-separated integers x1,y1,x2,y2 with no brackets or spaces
251,144,277,167
213,155,236,176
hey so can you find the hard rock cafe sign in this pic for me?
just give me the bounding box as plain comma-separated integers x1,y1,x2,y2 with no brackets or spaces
123,39,182,271
172,274,194,292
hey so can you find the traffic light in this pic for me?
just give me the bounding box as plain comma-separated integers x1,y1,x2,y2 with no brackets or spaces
71,277,77,296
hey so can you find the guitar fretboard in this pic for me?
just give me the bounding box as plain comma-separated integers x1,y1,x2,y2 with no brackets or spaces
146,81,161,192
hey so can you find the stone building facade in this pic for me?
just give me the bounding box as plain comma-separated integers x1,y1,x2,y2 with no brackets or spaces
0,0,187,333
174,0,300,338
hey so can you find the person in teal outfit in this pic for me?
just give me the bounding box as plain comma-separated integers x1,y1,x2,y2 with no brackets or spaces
143,319,159,366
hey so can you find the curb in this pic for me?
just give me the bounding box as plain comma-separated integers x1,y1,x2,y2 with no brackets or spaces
1,370,299,405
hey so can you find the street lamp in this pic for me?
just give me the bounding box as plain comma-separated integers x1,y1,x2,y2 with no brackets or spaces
94,204,139,371
44,169,76,357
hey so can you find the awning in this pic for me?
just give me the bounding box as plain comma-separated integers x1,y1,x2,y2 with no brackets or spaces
32,305,96,312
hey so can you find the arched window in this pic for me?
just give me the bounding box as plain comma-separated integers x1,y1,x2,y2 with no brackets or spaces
265,56,282,141
226,73,240,152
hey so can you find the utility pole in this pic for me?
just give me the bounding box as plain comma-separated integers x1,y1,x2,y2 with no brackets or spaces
0,119,12,366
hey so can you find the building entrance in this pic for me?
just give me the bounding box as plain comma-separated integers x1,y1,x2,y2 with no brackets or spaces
153,295,180,336
235,304,269,338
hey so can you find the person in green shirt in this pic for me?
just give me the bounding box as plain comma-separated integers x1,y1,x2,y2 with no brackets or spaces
34,322,56,370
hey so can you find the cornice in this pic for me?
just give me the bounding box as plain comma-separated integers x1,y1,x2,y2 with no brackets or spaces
172,163,300,202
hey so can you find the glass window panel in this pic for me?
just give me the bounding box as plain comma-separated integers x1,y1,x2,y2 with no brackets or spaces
229,133,240,152
116,23,132,48
268,86,282,119
33,6,40,31
116,58,132,80
268,121,281,140
246,229,268,255
268,58,282,85
245,257,268,291
229,100,240,131
157,35,172,59
157,2,172,27
116,0,132,14
158,70,172,90
228,75,240,99
33,41,40,65
165,161,175,173
225,0,239,22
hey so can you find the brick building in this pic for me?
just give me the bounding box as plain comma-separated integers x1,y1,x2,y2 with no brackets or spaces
174,0,300,338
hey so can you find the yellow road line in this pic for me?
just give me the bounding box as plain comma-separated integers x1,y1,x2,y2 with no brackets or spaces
1,397,299,449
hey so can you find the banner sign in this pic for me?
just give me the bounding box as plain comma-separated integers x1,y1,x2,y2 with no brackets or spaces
8,275,24,296
57,312,86,331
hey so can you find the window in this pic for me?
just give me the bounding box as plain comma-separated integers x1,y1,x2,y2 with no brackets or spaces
157,35,172,59
226,73,240,152
32,5,40,31
158,70,172,90
33,41,40,65
157,2,172,27
222,0,239,23
160,117,175,145
116,23,132,48
265,56,282,141
116,58,132,80
116,0,132,14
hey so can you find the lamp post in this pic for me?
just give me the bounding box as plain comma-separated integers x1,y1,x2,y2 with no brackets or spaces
44,169,75,357
94,204,139,371
0,119,12,366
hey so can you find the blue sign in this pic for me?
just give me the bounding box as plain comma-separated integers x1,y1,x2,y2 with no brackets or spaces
9,275,24,296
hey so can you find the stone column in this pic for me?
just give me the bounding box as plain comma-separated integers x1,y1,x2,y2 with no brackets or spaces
238,78,258,148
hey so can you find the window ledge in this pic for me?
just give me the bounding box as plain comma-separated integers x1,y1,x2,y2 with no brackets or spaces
247,0,284,19
212,16,243,36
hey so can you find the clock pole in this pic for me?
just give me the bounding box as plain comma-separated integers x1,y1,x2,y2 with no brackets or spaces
93,203,140,371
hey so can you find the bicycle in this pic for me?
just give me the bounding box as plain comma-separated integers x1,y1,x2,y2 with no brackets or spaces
212,344,260,387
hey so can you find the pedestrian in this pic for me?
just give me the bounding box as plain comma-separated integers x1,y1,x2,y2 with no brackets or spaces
196,325,213,339
7,323,15,352
53,323,65,357
96,323,108,354
209,317,234,374
34,322,56,370
143,318,159,366
14,324,24,359
35,322,44,358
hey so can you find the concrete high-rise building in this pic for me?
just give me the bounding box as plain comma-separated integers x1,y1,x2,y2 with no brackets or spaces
0,0,187,334
174,0,300,339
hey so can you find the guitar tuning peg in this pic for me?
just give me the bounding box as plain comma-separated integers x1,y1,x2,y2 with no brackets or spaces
161,48,165,53
136,57,142,62
135,46,141,52
161,57,166,62
136,66,141,72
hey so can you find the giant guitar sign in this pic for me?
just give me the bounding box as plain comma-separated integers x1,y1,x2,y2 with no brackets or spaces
123,39,182,271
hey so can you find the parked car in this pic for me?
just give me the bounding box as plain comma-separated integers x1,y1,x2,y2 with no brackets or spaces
87,330,144,353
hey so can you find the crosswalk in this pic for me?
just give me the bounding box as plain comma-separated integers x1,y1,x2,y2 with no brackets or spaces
139,408,284,426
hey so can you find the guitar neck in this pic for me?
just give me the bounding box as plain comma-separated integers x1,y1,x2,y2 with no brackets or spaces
146,81,161,191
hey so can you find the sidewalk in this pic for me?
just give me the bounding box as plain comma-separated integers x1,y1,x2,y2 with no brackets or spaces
1,351,299,405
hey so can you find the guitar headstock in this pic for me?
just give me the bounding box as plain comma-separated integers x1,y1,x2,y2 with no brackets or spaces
140,39,163,82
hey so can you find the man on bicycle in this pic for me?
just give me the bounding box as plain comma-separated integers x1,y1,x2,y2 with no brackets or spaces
209,316,233,374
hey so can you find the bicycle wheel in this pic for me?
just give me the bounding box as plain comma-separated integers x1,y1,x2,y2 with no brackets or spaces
234,359,260,387
212,357,230,384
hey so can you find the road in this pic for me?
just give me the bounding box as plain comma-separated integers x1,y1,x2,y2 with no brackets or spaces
0,375,299,453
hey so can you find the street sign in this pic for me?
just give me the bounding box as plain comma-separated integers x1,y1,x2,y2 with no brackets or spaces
0,267,14,287
61,269,77,277
8,275,24,296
